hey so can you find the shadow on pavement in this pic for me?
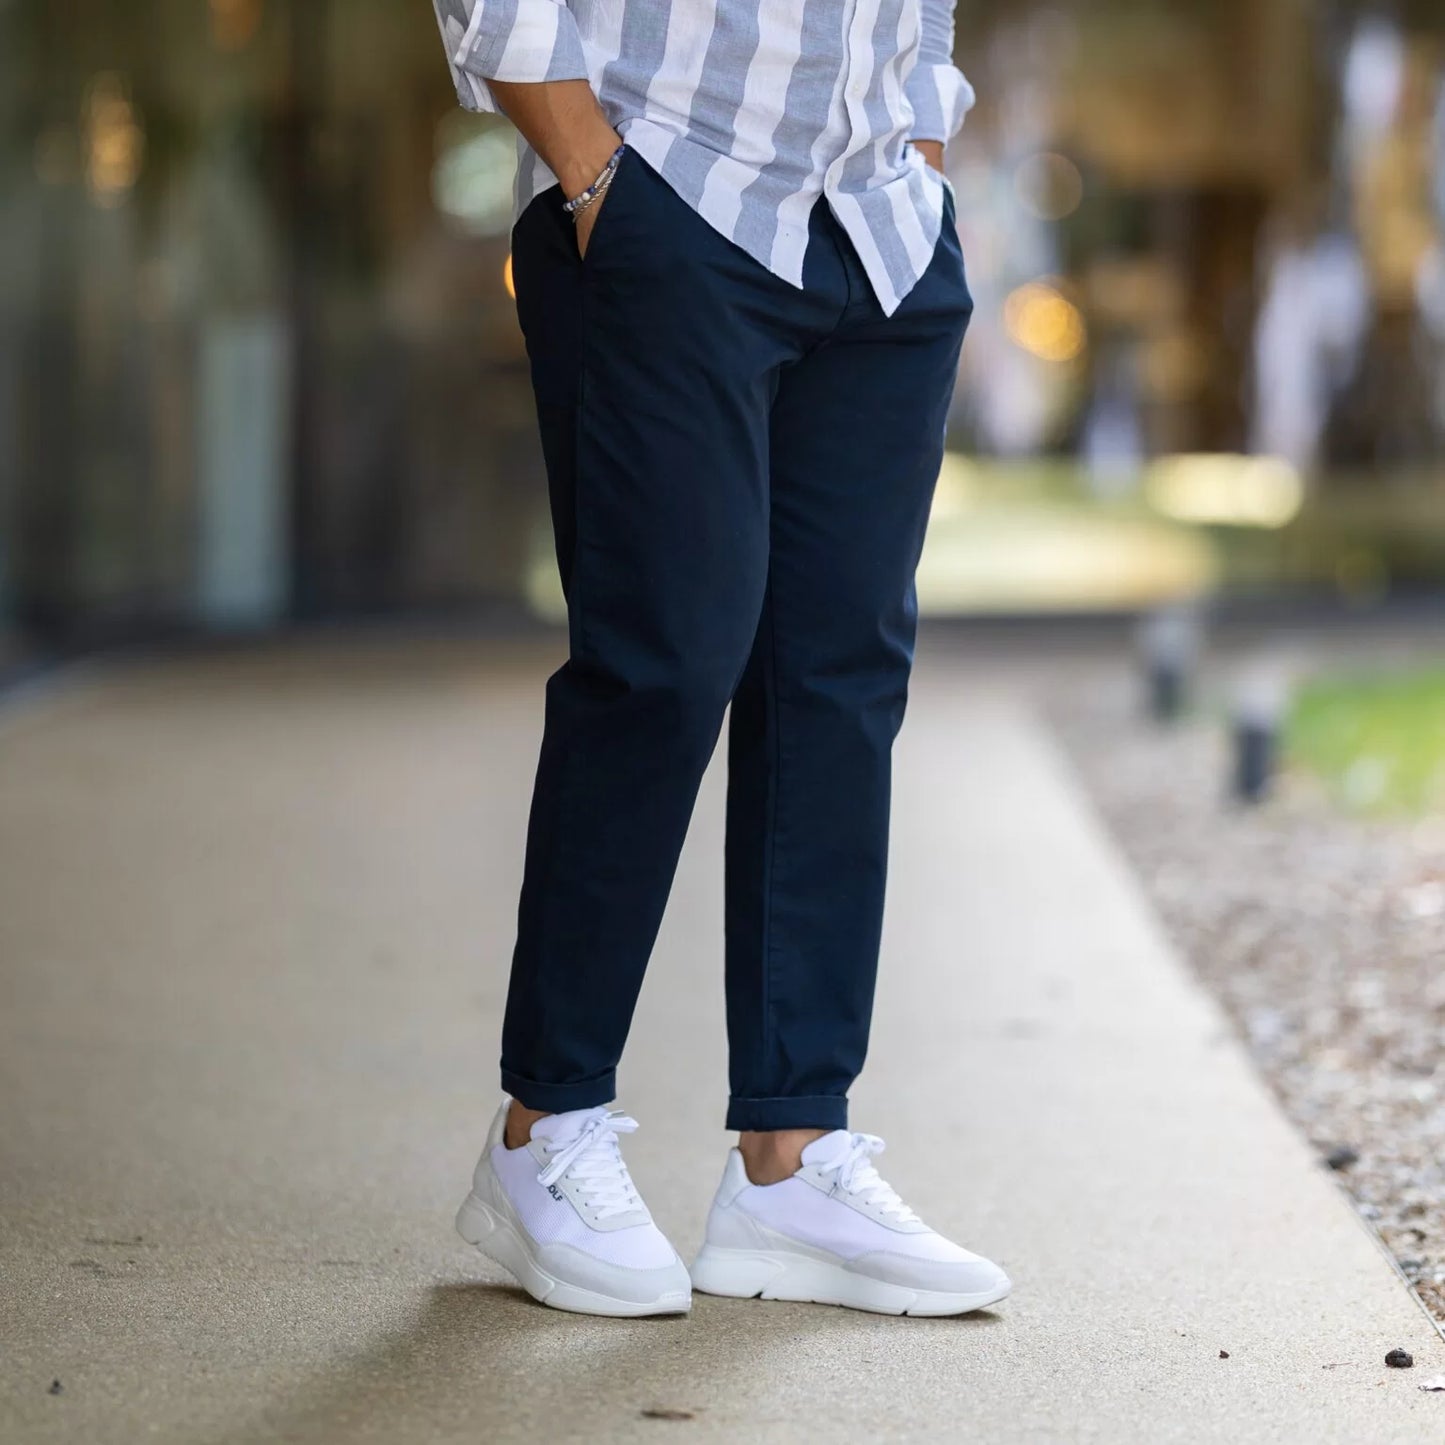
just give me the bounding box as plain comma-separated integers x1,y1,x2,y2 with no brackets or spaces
202,1280,1005,1443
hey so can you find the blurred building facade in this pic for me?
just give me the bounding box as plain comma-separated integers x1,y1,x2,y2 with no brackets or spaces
1,0,1443,663
1,0,533,659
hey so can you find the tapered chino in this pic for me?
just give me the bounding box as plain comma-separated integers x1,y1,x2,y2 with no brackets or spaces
502,147,972,1131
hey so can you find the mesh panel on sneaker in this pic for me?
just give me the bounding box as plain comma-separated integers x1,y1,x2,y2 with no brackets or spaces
490,1145,677,1268
737,1178,977,1262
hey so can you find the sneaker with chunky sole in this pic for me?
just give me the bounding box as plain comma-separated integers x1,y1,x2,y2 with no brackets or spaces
456,1100,691,1317
690,1130,1010,1317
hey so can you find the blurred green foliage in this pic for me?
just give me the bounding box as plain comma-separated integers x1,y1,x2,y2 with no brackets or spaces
1288,668,1445,814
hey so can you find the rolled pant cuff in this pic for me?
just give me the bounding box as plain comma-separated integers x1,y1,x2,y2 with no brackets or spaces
501,1068,617,1114
725,1094,848,1132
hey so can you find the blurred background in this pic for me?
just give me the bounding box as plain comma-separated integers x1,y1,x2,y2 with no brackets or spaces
4,8,1445,1428
2,0,1444,667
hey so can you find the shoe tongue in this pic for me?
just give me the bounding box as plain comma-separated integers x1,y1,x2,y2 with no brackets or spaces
528,1107,607,1145
800,1130,853,1168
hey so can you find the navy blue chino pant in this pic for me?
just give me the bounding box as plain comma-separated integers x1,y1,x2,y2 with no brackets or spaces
504,148,972,1131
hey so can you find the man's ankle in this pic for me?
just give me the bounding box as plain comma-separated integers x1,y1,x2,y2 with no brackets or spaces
505,1100,552,1150
737,1128,828,1185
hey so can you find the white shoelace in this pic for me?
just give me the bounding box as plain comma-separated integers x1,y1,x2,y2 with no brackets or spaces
813,1132,922,1226
535,1109,645,1221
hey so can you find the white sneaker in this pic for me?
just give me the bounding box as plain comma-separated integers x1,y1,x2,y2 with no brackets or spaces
456,1100,691,1317
691,1130,1010,1316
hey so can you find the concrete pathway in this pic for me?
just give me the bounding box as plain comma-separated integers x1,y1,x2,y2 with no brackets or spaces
1,639,1439,1444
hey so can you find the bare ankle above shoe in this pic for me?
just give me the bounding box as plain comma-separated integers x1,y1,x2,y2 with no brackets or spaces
737,1128,828,1184
505,1100,552,1150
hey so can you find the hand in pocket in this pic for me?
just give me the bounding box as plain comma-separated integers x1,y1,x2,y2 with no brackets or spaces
576,188,610,259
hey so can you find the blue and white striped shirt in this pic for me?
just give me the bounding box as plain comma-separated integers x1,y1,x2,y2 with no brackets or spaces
431,0,974,315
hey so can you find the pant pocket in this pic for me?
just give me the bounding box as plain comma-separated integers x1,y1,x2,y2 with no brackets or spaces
578,146,639,270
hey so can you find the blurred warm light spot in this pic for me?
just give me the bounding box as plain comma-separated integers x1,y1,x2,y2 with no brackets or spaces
433,115,518,236
916,509,1216,614
503,253,516,299
1004,281,1086,362
1014,152,1083,221
1145,454,1304,529
209,0,264,51
83,74,144,206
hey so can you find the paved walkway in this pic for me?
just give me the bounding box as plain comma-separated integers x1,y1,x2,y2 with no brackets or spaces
1,639,1439,1444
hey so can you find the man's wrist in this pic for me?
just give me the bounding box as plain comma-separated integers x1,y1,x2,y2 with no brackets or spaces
913,139,945,175
487,80,624,201
553,128,625,199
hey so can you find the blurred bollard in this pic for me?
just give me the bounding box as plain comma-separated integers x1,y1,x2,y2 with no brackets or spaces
1234,715,1276,805
1137,606,1202,723
1231,665,1290,805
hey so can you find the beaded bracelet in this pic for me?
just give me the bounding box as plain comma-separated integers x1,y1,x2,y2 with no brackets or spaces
563,145,626,221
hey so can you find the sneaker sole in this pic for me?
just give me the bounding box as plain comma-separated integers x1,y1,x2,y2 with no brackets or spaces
690,1244,1010,1317
456,1192,692,1318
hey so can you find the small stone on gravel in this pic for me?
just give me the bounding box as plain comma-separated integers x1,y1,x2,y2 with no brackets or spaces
1386,1349,1414,1368
1325,1145,1360,1171
47,1379,62,1395
1219,1350,1230,1359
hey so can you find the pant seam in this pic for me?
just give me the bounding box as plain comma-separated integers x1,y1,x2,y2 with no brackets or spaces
572,238,593,660
501,209,592,1090
760,576,784,1065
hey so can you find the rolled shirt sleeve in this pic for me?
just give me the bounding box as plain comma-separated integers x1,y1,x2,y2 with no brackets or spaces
905,0,976,142
432,0,589,114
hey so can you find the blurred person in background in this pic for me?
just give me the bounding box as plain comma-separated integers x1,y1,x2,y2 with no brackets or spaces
433,0,1011,1318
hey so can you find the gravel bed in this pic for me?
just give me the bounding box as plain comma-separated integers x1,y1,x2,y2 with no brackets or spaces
1049,672,1445,1329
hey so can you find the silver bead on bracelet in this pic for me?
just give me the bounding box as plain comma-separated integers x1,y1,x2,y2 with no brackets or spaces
563,145,626,221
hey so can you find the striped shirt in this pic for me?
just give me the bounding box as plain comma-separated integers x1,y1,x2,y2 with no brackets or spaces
430,0,974,315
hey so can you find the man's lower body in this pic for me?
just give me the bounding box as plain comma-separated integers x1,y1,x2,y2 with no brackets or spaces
505,150,971,1128
455,150,1009,1315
